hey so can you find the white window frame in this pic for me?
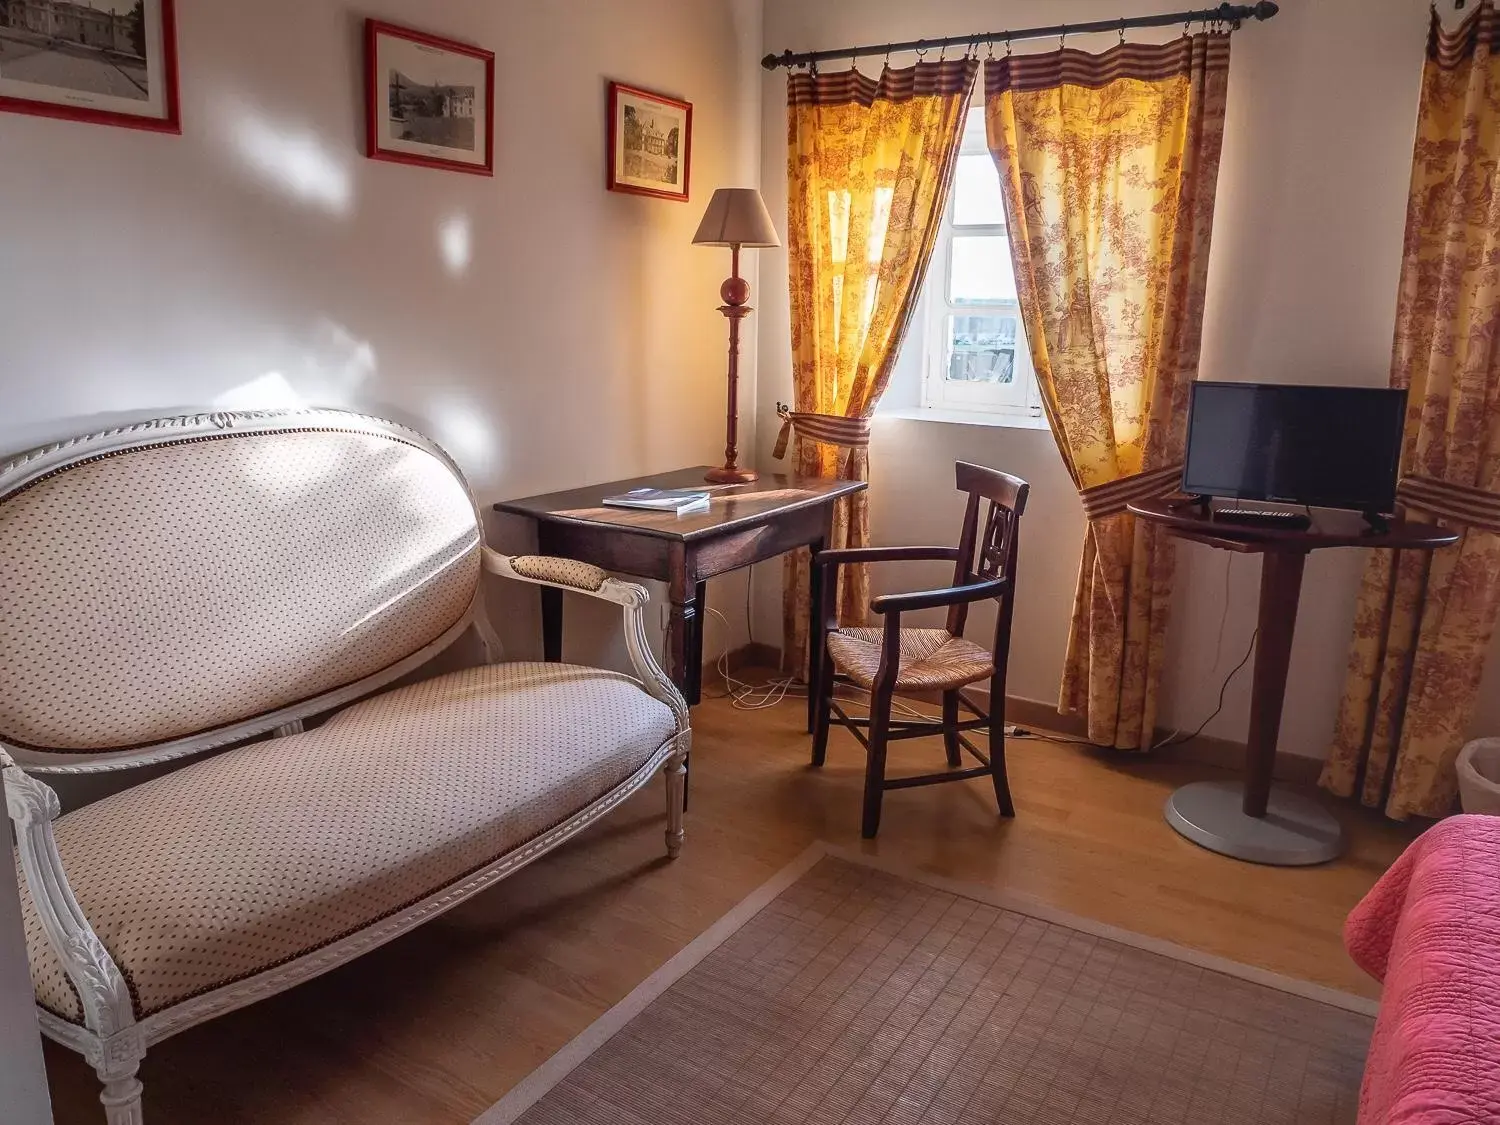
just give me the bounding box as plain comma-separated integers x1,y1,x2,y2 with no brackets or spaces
920,106,1043,424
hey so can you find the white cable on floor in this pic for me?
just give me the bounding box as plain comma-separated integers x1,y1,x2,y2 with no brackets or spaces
697,568,938,718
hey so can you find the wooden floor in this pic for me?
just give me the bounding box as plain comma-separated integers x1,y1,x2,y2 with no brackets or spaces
42,685,1421,1124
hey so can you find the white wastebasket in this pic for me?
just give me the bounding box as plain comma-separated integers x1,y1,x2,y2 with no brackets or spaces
1456,738,1500,815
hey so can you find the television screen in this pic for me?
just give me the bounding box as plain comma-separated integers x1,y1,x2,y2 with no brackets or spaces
1181,383,1407,513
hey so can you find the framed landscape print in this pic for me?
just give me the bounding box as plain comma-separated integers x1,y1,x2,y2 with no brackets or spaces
0,0,180,132
365,20,494,176
608,82,692,202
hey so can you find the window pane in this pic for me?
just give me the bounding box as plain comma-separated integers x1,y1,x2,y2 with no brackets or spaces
947,315,1018,384
953,154,1005,226
959,106,987,154
949,236,1018,303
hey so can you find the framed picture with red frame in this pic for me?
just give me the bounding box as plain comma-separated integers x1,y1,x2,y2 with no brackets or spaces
608,82,692,202
0,0,181,133
365,20,494,176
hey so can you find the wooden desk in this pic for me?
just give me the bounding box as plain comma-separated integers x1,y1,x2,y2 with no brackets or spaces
494,468,866,720
1129,498,1458,866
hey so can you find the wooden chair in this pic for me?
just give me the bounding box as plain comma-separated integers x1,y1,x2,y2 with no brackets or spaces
809,462,1029,838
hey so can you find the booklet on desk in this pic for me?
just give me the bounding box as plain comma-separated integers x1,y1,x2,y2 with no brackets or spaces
602,487,712,515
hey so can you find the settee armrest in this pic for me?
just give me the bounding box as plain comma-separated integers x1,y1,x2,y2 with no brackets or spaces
481,548,689,726
1,748,137,1047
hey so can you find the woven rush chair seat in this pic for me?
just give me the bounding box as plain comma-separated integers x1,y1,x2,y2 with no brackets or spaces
19,661,676,1025
824,627,994,691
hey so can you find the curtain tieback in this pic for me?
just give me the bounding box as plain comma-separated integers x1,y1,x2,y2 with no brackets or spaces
772,403,872,460
1078,464,1185,520
1397,474,1500,534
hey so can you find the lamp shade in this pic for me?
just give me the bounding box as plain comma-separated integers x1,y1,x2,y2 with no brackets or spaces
692,188,780,248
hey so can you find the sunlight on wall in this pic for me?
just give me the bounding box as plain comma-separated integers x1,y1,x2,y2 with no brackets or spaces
439,215,473,275
214,372,306,410
231,114,353,215
426,395,497,476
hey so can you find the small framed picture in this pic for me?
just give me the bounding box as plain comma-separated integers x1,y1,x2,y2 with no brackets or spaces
608,82,692,202
365,20,494,176
0,0,180,133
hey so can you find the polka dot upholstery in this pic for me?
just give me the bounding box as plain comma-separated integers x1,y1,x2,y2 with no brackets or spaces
510,556,607,592
18,661,677,1024
826,627,995,691
0,429,481,753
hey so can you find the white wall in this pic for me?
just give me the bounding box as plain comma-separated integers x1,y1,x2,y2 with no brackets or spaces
757,0,1500,756
0,0,765,672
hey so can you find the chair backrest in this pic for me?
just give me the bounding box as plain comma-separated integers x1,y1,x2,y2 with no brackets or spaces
0,409,483,772
948,461,1030,638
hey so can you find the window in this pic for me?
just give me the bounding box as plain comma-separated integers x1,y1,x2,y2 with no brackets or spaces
920,107,1043,424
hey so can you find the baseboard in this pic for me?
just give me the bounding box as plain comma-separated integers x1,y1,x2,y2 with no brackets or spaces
713,646,1324,786
705,642,780,681
993,691,1324,787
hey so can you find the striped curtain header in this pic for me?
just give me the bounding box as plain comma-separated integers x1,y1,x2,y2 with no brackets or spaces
1429,0,1500,68
985,33,1230,96
1398,474,1500,535
788,57,978,107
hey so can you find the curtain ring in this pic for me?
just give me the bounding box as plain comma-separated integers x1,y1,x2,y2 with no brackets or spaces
1005,33,1013,56
986,35,996,59
883,43,891,68
914,39,928,60
1059,24,1067,47
1119,19,1127,45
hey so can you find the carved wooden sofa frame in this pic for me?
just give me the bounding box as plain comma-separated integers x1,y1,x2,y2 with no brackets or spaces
0,409,690,1124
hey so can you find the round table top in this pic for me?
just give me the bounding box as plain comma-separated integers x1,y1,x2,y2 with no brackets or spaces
1128,497,1461,552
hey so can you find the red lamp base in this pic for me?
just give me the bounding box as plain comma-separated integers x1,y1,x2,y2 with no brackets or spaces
705,465,759,485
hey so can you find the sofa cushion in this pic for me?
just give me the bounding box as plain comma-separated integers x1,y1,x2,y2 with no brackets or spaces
0,426,481,754
19,662,676,1024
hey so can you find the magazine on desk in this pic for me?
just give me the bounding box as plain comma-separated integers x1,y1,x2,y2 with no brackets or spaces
602,487,712,515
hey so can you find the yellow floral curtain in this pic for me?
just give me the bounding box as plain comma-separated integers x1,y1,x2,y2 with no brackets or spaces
781,58,976,677
1321,3,1500,819
985,37,1231,750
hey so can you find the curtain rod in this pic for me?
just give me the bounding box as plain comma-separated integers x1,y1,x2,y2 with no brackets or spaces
760,1,1279,71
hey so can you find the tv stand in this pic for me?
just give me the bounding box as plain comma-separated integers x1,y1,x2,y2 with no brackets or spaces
1127,498,1458,866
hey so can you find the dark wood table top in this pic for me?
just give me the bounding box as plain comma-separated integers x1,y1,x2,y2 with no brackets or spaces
493,467,867,543
1128,497,1460,553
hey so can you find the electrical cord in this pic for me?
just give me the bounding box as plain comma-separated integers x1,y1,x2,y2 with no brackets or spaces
1149,551,1238,751
1156,626,1258,749
697,565,941,718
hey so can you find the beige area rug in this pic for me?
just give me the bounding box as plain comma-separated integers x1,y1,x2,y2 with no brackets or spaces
476,844,1375,1125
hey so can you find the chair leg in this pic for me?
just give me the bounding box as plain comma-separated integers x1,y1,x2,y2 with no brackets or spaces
862,684,893,839
811,661,835,768
942,691,962,768
987,682,1015,818
665,734,688,858
96,1038,146,1125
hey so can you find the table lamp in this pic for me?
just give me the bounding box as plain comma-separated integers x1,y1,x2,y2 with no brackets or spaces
692,187,780,484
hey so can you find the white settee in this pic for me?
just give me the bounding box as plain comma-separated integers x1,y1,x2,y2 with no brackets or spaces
0,408,690,1124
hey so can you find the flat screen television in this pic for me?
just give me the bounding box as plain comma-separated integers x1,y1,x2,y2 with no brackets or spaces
1181,382,1407,514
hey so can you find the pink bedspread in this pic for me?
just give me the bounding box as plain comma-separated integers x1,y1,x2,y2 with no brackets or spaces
1346,814,1500,1124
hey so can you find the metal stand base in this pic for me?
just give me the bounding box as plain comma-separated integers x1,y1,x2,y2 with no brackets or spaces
1164,780,1344,866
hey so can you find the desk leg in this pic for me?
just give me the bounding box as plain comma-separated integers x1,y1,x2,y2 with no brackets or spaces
540,587,563,663
806,535,827,735
667,581,705,708
1163,547,1343,866
667,564,702,810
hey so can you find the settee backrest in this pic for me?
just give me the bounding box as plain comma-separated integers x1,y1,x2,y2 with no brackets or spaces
0,409,483,772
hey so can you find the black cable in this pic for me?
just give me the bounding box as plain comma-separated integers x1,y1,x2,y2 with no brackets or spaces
1162,626,1259,748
